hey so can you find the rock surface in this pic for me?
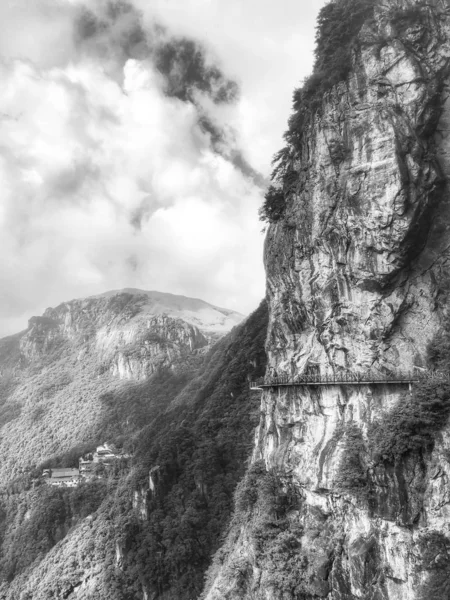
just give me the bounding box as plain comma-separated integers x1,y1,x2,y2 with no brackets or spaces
205,2,450,599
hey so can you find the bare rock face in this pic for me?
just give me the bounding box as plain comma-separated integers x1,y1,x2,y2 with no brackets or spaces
205,2,450,599
17,289,245,381
19,291,231,379
265,11,450,381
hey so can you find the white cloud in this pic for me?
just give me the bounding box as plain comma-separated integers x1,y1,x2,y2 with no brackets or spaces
0,0,327,336
0,0,77,68
135,0,327,173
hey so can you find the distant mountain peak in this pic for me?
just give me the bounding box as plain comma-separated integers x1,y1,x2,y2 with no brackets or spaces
83,288,245,334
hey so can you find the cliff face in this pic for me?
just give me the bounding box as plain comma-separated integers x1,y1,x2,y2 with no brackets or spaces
205,2,450,599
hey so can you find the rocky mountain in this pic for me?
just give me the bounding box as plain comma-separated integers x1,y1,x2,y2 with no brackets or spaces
4,1,450,599
0,289,244,481
90,289,244,338
204,1,450,599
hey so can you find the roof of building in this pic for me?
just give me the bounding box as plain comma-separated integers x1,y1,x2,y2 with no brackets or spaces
96,443,116,452
49,468,80,477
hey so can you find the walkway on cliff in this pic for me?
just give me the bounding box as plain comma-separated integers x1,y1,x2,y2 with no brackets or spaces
249,371,448,390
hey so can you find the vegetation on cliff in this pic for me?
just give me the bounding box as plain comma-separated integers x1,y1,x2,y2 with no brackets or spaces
368,377,450,464
417,531,450,600
286,0,374,142
368,320,450,465
260,0,375,223
334,424,367,497
323,319,450,512
205,460,334,599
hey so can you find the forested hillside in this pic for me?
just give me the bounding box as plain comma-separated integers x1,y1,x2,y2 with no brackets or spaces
0,290,244,481
0,299,267,599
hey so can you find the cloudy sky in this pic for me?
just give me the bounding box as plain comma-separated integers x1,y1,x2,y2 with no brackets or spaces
0,0,326,336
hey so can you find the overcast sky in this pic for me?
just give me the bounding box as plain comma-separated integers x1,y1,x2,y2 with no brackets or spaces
0,0,326,336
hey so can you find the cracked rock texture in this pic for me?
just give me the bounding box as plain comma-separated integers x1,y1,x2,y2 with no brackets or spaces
204,2,450,599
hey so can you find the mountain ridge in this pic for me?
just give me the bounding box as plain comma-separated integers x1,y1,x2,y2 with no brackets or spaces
39,288,246,339
88,288,243,317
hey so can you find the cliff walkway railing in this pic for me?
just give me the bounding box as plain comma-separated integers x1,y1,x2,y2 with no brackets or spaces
249,371,450,390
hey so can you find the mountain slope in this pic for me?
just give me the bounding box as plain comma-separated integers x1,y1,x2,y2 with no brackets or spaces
0,294,267,599
0,289,244,482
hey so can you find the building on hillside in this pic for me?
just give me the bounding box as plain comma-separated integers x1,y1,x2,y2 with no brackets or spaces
79,458,94,475
77,444,132,480
93,443,117,463
92,443,130,464
45,468,80,488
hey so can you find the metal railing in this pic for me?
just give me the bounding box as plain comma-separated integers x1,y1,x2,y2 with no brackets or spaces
249,370,449,390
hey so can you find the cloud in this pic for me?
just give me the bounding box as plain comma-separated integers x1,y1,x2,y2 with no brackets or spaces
73,2,239,104
0,0,77,68
132,0,328,173
0,0,326,336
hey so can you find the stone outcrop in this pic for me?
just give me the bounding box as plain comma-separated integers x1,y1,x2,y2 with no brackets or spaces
204,2,450,599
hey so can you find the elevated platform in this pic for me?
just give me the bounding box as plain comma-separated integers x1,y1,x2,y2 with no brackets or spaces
249,371,446,390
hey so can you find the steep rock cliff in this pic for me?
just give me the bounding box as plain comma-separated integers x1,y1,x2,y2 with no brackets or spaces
205,2,450,599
